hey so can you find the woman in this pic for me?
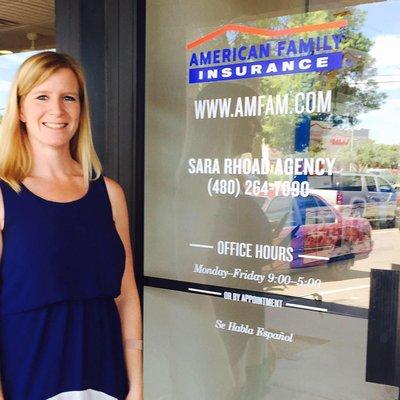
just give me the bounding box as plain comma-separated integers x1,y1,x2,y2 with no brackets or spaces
0,52,142,399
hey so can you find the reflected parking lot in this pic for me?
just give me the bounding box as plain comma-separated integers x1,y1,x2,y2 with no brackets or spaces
265,227,400,308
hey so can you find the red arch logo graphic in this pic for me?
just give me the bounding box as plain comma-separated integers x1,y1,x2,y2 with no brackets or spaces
186,20,348,50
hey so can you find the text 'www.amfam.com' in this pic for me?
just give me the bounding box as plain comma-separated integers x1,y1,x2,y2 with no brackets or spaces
193,90,331,119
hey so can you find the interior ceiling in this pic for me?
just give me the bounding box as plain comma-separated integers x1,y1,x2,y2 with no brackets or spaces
0,0,384,53
0,0,55,53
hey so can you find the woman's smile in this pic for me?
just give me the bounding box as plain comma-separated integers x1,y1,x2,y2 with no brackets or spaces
42,122,69,129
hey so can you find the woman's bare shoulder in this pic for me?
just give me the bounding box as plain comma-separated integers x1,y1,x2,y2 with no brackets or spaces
103,176,125,201
103,176,127,220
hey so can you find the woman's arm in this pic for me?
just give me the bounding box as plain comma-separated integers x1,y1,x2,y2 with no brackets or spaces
104,177,143,400
0,188,4,399
0,233,4,400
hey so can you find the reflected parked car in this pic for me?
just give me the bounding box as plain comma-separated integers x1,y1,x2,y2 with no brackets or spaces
367,168,400,189
309,172,397,227
263,194,373,273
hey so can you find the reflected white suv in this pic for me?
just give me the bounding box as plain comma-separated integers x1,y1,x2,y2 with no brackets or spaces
309,172,397,227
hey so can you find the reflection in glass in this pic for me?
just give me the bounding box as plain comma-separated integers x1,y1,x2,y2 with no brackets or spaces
145,0,400,309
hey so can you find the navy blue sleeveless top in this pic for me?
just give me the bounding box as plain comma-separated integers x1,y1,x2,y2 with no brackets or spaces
0,176,125,315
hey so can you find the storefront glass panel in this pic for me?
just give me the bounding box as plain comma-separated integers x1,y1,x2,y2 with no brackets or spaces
145,0,400,397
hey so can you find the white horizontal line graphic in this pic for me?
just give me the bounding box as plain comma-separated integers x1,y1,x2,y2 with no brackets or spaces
285,303,328,312
188,288,222,296
189,243,214,249
299,254,330,260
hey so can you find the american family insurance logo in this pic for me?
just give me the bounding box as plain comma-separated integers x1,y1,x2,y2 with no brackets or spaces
187,20,347,84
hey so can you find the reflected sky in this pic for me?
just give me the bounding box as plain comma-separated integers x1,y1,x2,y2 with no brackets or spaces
357,1,400,144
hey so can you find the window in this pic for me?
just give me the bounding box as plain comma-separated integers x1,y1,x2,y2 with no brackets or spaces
145,1,400,398
297,195,320,225
377,177,394,193
365,176,377,192
309,174,341,189
341,175,362,191
315,197,337,223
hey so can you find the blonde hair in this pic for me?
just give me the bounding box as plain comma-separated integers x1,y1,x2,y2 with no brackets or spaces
0,51,102,191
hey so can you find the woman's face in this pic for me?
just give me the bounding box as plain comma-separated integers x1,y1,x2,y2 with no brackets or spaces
19,68,81,149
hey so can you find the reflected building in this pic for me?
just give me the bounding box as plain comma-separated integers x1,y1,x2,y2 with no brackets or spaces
310,121,370,154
